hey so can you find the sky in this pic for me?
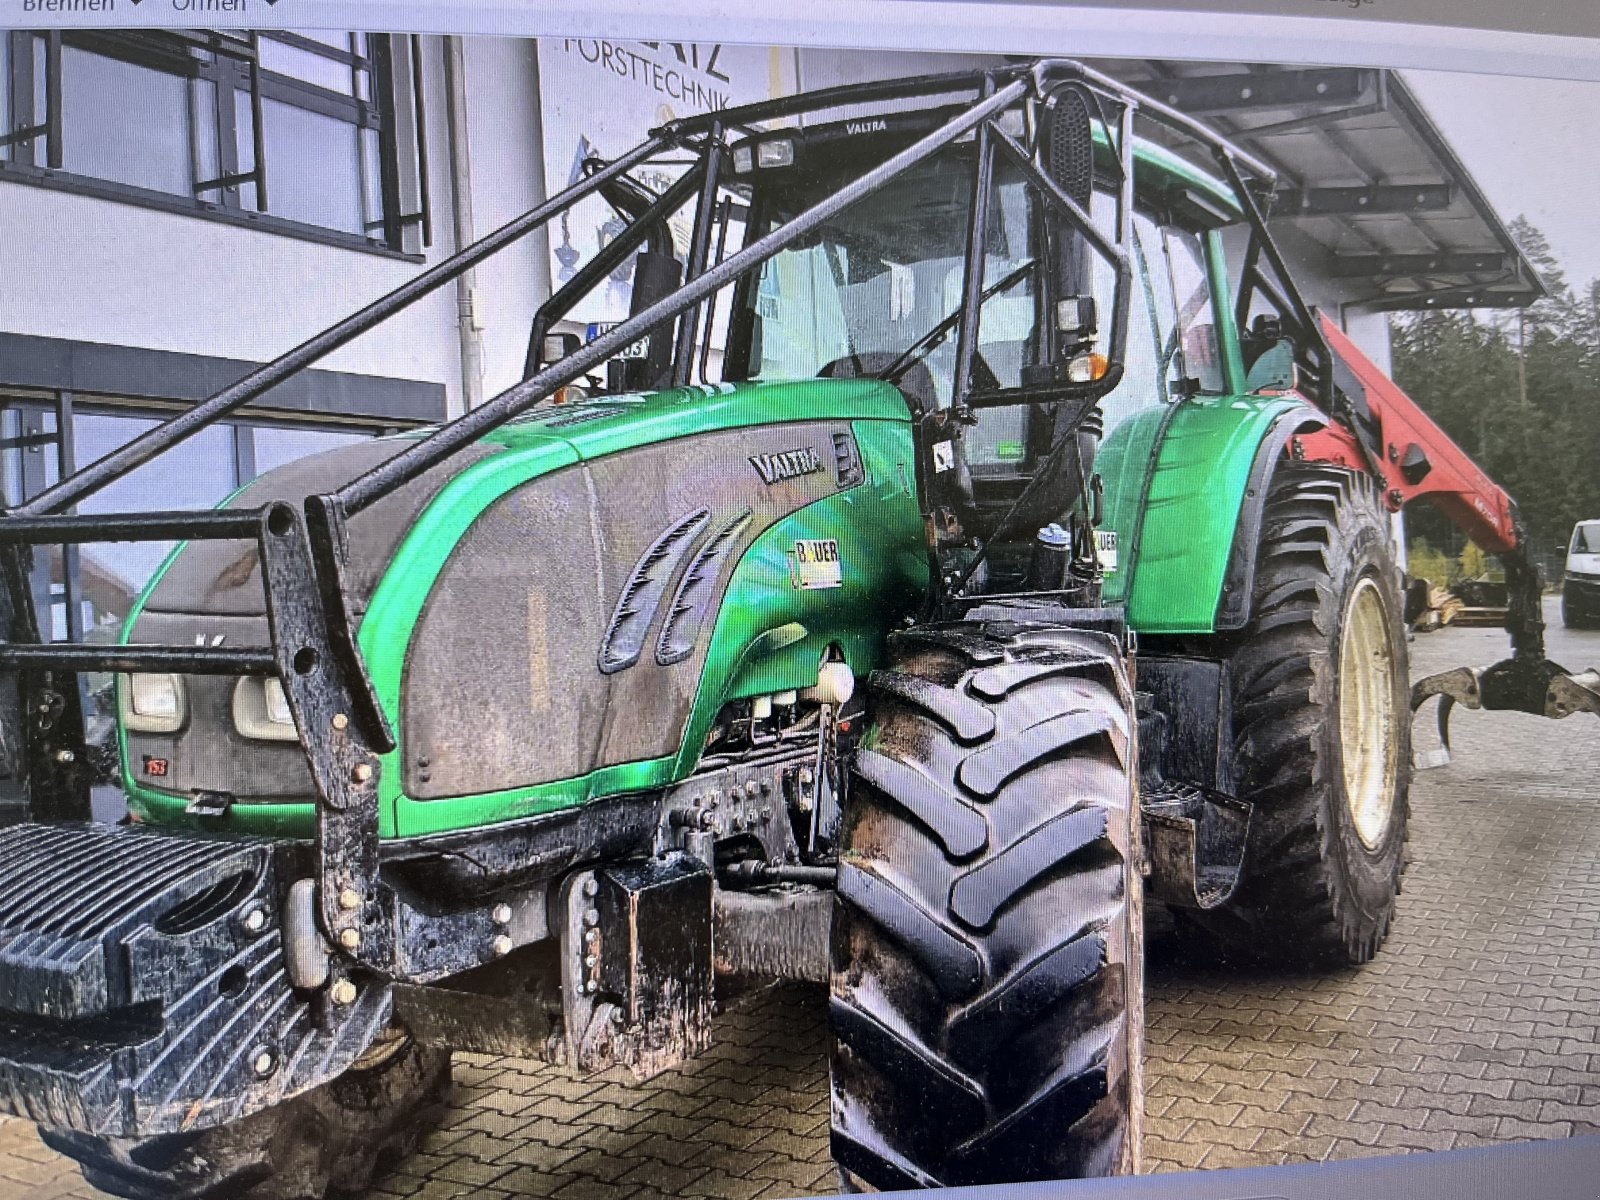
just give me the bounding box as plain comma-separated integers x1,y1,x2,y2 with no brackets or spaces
1402,69,1600,296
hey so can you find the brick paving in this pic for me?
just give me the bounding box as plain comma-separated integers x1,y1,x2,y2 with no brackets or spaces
3,599,1598,1197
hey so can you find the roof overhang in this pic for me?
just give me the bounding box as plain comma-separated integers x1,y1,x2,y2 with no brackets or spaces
1088,60,1544,312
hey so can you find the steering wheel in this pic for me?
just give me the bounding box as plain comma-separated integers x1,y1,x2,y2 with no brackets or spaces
818,348,1001,407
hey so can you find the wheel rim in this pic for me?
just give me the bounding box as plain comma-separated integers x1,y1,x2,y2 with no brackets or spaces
1339,576,1400,849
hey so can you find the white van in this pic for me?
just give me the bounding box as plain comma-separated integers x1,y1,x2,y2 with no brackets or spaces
1563,520,1600,628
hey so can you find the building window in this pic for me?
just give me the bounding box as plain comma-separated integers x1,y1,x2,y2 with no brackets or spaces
252,424,371,476
0,30,429,254
0,398,383,639
73,414,242,614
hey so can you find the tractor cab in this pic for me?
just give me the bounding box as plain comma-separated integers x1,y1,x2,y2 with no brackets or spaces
716,99,1257,601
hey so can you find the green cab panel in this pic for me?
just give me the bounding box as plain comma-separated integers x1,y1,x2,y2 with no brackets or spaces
123,379,926,840
1098,394,1302,634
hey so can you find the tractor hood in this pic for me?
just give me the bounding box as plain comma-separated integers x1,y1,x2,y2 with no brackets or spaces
121,377,922,832
130,377,910,623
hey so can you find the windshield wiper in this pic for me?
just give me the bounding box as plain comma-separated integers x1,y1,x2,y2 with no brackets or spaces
876,260,1036,384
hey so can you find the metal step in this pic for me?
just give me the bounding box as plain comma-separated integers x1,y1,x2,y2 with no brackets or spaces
1141,783,1251,911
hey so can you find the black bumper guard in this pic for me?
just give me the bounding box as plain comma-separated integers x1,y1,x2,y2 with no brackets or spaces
0,822,391,1135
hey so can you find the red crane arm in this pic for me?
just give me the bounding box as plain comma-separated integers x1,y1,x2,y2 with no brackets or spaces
1278,313,1598,749
1291,312,1520,556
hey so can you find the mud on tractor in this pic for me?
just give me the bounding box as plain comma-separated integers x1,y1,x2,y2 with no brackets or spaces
0,60,1594,1199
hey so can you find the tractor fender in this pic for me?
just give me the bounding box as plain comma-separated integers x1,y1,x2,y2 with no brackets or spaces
1214,402,1332,631
1099,396,1323,635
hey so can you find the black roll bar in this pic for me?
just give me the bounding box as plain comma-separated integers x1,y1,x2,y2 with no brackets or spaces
659,58,1276,187
0,645,278,676
0,509,266,545
1216,150,1333,408
13,56,1275,527
523,162,708,380
331,77,1032,517
951,75,998,407
670,119,726,388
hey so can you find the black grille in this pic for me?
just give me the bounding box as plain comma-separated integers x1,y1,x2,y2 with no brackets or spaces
1046,85,1095,209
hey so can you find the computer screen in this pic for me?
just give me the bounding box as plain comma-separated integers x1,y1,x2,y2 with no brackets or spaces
0,4,1596,1200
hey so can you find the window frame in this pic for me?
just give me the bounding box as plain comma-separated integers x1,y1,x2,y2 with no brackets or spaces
1155,221,1228,397
0,29,428,259
726,144,1053,402
0,390,393,643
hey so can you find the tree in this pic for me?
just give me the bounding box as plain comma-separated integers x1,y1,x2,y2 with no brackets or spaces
1390,217,1600,580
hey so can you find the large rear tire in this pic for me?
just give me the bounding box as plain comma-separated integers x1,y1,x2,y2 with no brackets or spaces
1185,465,1409,966
829,621,1142,1189
41,1031,449,1200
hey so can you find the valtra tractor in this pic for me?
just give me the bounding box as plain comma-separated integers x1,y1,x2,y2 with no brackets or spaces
0,59,1594,1199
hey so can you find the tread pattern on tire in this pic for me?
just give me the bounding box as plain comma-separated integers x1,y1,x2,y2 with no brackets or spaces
1184,464,1410,966
829,621,1142,1189
42,1036,450,1200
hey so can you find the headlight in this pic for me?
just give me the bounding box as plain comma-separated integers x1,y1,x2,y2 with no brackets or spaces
756,137,795,169
121,674,186,734
233,677,299,742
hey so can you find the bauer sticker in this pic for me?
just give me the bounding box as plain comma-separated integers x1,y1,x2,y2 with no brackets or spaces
789,538,843,590
1096,530,1119,571
932,440,955,473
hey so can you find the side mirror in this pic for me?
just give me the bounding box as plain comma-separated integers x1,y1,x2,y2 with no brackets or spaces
540,333,582,370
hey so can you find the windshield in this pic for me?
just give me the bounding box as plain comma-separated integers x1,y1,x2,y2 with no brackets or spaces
737,145,1039,410
1573,522,1600,554
732,138,1225,488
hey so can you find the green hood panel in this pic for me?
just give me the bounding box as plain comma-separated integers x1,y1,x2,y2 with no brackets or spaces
387,420,926,838
482,378,913,457
1099,394,1300,634
125,380,923,840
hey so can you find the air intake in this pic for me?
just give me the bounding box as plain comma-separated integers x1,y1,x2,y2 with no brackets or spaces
1043,83,1095,210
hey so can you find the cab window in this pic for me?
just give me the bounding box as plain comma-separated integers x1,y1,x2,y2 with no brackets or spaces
1158,225,1226,395
1077,204,1180,439
739,145,1040,410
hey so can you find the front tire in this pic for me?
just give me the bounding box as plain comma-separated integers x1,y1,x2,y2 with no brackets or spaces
1187,465,1409,966
829,622,1142,1189
42,1031,449,1200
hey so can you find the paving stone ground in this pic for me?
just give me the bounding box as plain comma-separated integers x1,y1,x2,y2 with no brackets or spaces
3,599,1597,1198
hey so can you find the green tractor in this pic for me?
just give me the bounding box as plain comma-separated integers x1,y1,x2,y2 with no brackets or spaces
0,59,1595,1199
